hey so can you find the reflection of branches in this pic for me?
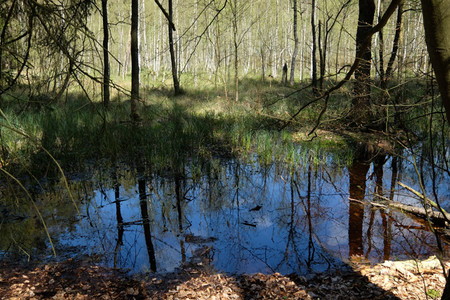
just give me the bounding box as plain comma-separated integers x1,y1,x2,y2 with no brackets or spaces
240,244,275,273
277,177,302,271
139,179,157,272
113,180,124,268
293,166,316,269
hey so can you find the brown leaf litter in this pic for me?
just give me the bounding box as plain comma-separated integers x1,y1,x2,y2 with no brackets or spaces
0,256,448,299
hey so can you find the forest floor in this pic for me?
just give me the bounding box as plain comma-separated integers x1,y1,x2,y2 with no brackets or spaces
0,256,447,299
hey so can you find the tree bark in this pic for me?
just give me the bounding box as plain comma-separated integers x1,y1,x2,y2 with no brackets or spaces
130,0,140,121
351,0,375,126
421,0,450,122
102,0,110,108
168,0,180,95
318,20,324,90
232,0,239,101
311,0,318,94
381,1,403,89
289,0,298,86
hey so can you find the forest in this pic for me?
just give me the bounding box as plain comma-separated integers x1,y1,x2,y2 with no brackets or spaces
0,0,449,299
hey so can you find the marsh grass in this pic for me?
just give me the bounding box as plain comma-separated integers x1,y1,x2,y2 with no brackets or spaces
0,74,442,180
0,73,446,258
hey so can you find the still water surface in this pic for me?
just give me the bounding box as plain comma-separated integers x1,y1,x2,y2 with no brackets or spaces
1,153,449,275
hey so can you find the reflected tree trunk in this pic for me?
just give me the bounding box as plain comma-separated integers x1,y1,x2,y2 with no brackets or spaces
139,179,157,272
366,155,386,259
306,164,315,267
175,174,186,263
348,156,370,257
380,155,398,260
113,178,124,268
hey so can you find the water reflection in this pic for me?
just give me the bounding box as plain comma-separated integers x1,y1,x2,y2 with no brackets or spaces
348,155,370,257
138,178,157,272
113,172,124,268
0,154,448,275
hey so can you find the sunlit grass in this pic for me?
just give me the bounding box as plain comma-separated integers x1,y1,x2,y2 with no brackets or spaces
2,74,439,179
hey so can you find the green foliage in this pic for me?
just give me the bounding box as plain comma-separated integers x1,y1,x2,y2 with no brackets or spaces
426,288,441,299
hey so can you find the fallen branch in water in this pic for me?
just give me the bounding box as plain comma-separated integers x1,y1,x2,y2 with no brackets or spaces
350,197,450,226
398,182,449,217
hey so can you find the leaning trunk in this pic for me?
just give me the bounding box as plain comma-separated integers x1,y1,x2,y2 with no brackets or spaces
381,1,403,89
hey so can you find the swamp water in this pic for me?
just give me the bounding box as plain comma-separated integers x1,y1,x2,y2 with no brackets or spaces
1,152,448,276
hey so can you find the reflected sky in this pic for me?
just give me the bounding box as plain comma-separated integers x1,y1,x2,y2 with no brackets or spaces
47,155,449,275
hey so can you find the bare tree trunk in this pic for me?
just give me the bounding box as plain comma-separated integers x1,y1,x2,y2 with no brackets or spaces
351,0,375,127
130,0,140,121
381,1,403,89
102,0,110,108
260,46,266,81
311,0,318,94
421,0,450,122
421,1,450,298
232,0,239,102
318,20,324,90
289,0,298,85
378,12,385,82
168,0,180,95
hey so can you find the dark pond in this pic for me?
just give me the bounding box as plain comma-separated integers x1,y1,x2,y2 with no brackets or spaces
1,150,449,276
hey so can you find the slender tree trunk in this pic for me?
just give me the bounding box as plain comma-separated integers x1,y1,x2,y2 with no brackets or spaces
378,13,385,82
311,0,318,94
260,46,266,81
289,0,299,85
168,0,180,95
421,0,450,122
300,11,305,81
141,0,148,70
130,0,140,121
351,0,375,126
102,0,110,108
232,0,239,102
381,1,403,89
318,20,324,90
